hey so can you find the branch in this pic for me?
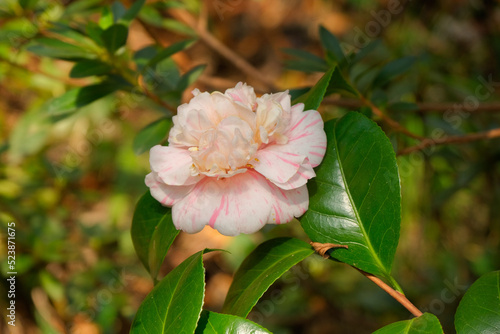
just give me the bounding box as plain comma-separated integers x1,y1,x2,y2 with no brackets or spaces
359,95,425,140
355,268,423,318
323,97,500,113
310,242,422,318
397,127,500,155
168,9,277,91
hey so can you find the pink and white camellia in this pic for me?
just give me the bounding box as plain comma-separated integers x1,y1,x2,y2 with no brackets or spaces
145,83,327,236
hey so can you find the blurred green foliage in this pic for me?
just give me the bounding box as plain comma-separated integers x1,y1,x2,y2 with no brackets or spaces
0,0,499,333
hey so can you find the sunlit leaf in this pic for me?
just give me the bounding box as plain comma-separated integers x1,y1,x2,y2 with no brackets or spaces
455,270,500,334
222,237,314,317
131,192,179,280
373,313,444,334
300,112,401,285
195,311,271,334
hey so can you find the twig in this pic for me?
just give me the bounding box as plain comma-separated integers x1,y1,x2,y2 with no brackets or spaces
323,96,500,113
310,242,422,317
397,127,500,155
168,9,277,91
354,268,423,318
359,95,425,140
137,74,177,112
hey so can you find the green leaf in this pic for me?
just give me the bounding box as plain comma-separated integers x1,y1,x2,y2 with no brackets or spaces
130,250,208,334
195,311,271,334
121,0,146,24
300,112,401,285
8,107,51,162
146,39,196,69
373,313,444,334
111,1,126,22
455,270,500,334
282,48,328,73
177,64,206,92
45,83,118,117
372,56,416,87
326,67,359,97
100,23,128,54
222,237,314,317
69,60,113,78
319,25,345,65
86,21,104,46
293,67,335,110
27,38,94,60
133,118,172,155
131,192,180,280
99,7,114,29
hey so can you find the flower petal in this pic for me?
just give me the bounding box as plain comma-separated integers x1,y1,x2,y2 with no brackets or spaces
172,170,309,236
253,148,306,184
145,172,195,206
149,145,202,186
268,161,316,190
279,104,327,167
225,82,257,110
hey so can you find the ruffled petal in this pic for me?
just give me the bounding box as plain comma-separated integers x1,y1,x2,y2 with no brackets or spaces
253,149,306,184
278,104,327,167
172,170,309,236
145,172,195,206
149,145,202,185
225,82,257,111
268,161,316,190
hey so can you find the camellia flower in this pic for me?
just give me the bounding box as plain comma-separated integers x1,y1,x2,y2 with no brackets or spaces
145,83,327,236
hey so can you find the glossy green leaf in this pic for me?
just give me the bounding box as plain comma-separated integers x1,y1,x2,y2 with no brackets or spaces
222,237,314,317
27,38,93,60
300,112,401,285
372,56,416,87
130,250,208,334
100,24,128,54
293,67,335,110
69,60,113,78
195,311,271,334
133,118,172,155
455,270,500,334
146,39,196,69
131,192,179,280
373,313,444,334
44,83,118,117
319,25,345,65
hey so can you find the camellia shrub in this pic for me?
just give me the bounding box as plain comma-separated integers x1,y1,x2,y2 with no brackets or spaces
2,0,500,333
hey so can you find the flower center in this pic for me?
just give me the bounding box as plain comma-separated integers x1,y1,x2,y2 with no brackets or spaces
189,116,258,178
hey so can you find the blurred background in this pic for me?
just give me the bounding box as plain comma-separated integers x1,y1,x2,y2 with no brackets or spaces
0,0,499,333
